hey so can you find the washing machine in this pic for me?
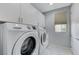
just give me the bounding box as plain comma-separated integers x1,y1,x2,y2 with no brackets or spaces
0,23,40,55
37,26,48,54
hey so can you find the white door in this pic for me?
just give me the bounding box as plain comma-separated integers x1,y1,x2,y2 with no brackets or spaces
71,37,79,55
0,3,20,22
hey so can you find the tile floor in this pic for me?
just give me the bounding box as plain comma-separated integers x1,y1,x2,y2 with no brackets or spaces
39,44,73,55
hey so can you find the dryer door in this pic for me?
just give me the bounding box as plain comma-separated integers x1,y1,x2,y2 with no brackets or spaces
41,31,48,48
12,31,39,55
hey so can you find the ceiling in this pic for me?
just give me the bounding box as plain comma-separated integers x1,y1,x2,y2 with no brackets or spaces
31,3,71,13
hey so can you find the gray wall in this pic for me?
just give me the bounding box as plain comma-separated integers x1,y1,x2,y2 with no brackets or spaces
44,7,71,48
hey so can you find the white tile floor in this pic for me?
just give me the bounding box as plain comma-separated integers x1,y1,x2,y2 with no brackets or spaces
39,44,73,55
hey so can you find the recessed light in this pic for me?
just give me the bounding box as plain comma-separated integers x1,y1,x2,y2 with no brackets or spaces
49,3,54,5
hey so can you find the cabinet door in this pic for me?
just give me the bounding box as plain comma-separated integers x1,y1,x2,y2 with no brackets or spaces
21,4,38,25
0,3,20,22
22,4,45,26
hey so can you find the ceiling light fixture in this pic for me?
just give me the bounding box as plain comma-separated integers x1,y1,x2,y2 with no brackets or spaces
49,3,54,5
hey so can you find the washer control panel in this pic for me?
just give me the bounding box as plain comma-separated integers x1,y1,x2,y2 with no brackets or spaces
32,26,36,30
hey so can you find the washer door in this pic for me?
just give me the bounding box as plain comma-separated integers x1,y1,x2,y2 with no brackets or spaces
21,36,36,55
12,31,39,55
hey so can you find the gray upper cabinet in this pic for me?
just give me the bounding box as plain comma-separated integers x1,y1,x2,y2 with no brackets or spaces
21,4,38,25
0,3,40,25
0,3,45,27
0,3,20,22
21,4,45,26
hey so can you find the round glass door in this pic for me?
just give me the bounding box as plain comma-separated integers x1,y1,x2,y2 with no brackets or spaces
42,33,46,43
21,36,36,55
41,32,46,45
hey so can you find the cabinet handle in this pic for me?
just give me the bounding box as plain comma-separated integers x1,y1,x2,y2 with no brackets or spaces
18,17,21,23
21,18,23,23
18,17,23,23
